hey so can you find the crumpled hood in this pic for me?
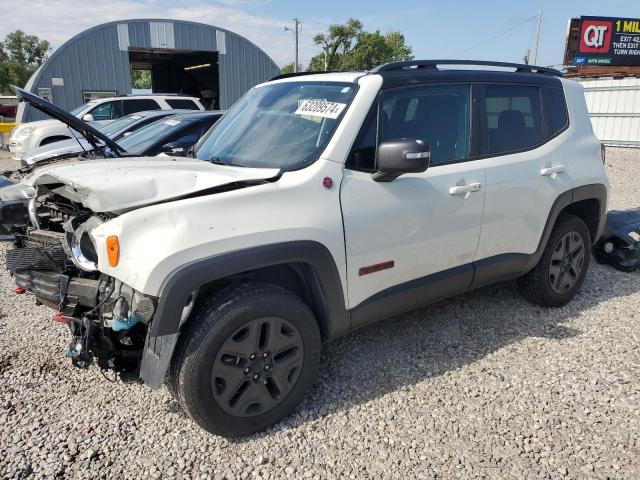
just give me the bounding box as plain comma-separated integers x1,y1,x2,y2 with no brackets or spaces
24,157,281,213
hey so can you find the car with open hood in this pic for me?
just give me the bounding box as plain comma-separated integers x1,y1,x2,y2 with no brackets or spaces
19,109,195,171
0,61,609,438
8,87,223,173
8,92,204,161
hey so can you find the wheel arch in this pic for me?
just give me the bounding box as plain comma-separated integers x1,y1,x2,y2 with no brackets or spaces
140,241,349,389
525,183,607,272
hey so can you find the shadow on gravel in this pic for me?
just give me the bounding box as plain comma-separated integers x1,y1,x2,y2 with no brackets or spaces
233,264,640,441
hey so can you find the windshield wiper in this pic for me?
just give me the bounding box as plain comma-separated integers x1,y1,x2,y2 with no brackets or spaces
207,157,244,167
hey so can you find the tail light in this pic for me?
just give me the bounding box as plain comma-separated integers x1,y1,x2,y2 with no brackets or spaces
600,143,606,165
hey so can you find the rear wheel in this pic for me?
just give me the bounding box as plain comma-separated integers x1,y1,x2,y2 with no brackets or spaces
169,282,321,437
518,214,591,307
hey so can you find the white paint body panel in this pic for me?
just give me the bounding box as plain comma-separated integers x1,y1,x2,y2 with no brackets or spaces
341,163,485,307
26,157,280,212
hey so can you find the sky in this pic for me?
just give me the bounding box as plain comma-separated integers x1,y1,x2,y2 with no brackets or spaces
3,0,637,69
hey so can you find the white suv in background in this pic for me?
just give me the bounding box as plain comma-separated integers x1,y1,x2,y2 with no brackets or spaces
8,93,204,161
1,61,609,437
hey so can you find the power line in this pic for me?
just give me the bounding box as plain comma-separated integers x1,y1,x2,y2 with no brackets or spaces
447,16,537,59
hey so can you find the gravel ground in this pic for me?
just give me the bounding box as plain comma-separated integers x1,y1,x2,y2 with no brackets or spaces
0,148,639,479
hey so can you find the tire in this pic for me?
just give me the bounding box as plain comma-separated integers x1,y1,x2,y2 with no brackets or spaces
168,282,321,437
518,214,591,307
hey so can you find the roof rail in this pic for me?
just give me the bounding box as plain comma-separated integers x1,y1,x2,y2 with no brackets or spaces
269,71,338,81
370,60,563,77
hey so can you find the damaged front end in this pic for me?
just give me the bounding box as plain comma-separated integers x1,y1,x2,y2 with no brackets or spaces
2,184,156,381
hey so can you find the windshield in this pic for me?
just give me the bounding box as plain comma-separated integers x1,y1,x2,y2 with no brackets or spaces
117,117,186,155
195,81,357,170
98,114,144,138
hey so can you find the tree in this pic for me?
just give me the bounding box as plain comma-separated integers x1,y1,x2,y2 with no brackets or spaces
307,20,413,72
281,62,304,74
347,31,413,70
131,69,152,89
0,30,50,94
308,18,363,71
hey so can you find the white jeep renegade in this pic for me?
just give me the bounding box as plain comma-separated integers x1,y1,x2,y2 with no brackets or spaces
0,60,609,437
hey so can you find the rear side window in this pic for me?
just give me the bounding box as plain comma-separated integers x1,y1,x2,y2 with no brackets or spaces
166,99,200,110
543,87,569,136
123,99,161,115
484,85,543,155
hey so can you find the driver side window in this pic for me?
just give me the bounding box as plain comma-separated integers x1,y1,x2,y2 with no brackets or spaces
346,84,472,171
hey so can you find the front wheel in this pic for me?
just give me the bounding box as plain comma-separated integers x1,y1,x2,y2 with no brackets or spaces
518,214,591,307
169,282,321,437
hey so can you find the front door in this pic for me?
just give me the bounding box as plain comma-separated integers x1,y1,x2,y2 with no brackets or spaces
340,83,486,327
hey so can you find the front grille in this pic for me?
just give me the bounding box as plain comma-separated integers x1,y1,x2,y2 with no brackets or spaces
6,246,67,275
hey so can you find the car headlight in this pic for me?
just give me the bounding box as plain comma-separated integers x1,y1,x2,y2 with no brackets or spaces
63,216,102,272
11,126,33,139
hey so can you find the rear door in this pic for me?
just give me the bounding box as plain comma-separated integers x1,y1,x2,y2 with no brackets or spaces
340,83,486,324
473,83,573,286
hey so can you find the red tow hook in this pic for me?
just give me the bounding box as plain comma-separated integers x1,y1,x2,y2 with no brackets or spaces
15,287,26,295
54,312,70,325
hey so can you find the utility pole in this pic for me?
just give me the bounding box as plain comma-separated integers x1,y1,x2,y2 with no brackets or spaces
532,10,542,65
285,18,302,72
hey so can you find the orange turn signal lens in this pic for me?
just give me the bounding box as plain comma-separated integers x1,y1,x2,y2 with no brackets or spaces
106,235,119,267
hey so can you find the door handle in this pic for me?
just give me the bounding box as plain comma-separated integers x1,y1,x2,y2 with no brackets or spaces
448,183,482,196
540,165,566,177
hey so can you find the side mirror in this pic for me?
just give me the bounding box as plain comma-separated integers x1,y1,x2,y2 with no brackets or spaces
161,144,186,156
82,113,94,122
372,139,430,182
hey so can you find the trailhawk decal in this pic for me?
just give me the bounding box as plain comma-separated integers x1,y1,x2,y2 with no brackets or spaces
295,99,347,119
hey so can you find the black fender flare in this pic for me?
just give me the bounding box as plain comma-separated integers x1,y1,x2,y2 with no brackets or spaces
140,241,348,388
524,183,608,272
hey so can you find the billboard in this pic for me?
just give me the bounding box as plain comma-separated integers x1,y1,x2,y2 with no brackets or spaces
574,16,640,66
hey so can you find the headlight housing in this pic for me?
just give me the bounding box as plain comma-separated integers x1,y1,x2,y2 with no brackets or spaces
11,126,33,139
63,216,102,272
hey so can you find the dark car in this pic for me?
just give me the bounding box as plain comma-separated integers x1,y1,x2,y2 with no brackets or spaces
116,111,223,157
10,86,223,172
20,109,196,170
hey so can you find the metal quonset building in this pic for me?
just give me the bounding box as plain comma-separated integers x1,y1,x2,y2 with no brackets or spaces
18,19,280,122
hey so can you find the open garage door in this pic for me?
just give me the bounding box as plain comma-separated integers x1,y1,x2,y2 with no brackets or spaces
129,48,220,109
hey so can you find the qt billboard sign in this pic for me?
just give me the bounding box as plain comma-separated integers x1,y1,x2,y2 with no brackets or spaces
575,16,640,66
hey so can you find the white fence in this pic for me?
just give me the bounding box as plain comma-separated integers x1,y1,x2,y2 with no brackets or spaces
577,77,640,148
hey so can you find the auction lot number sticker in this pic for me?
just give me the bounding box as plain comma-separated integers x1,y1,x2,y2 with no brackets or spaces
295,99,347,119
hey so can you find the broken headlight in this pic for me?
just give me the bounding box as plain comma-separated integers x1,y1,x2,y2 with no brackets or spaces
63,216,102,272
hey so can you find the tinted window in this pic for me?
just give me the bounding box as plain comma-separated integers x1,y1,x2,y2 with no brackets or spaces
118,118,188,155
347,105,378,171
166,99,200,110
123,99,161,115
485,85,542,155
380,84,471,165
89,101,123,120
544,87,568,136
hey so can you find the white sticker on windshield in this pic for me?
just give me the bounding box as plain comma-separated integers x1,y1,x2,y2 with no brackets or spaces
295,99,347,119
164,119,181,126
131,115,142,120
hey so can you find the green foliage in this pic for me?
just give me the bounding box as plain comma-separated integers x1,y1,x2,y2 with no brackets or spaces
0,30,50,95
131,69,152,90
308,19,413,72
281,62,304,74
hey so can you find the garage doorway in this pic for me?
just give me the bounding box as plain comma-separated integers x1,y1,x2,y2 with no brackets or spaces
129,48,220,109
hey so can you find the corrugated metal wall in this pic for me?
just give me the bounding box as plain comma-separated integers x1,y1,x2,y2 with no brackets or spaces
19,19,280,122
577,77,640,148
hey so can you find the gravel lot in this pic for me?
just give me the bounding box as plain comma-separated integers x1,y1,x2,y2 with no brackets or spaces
0,148,639,479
